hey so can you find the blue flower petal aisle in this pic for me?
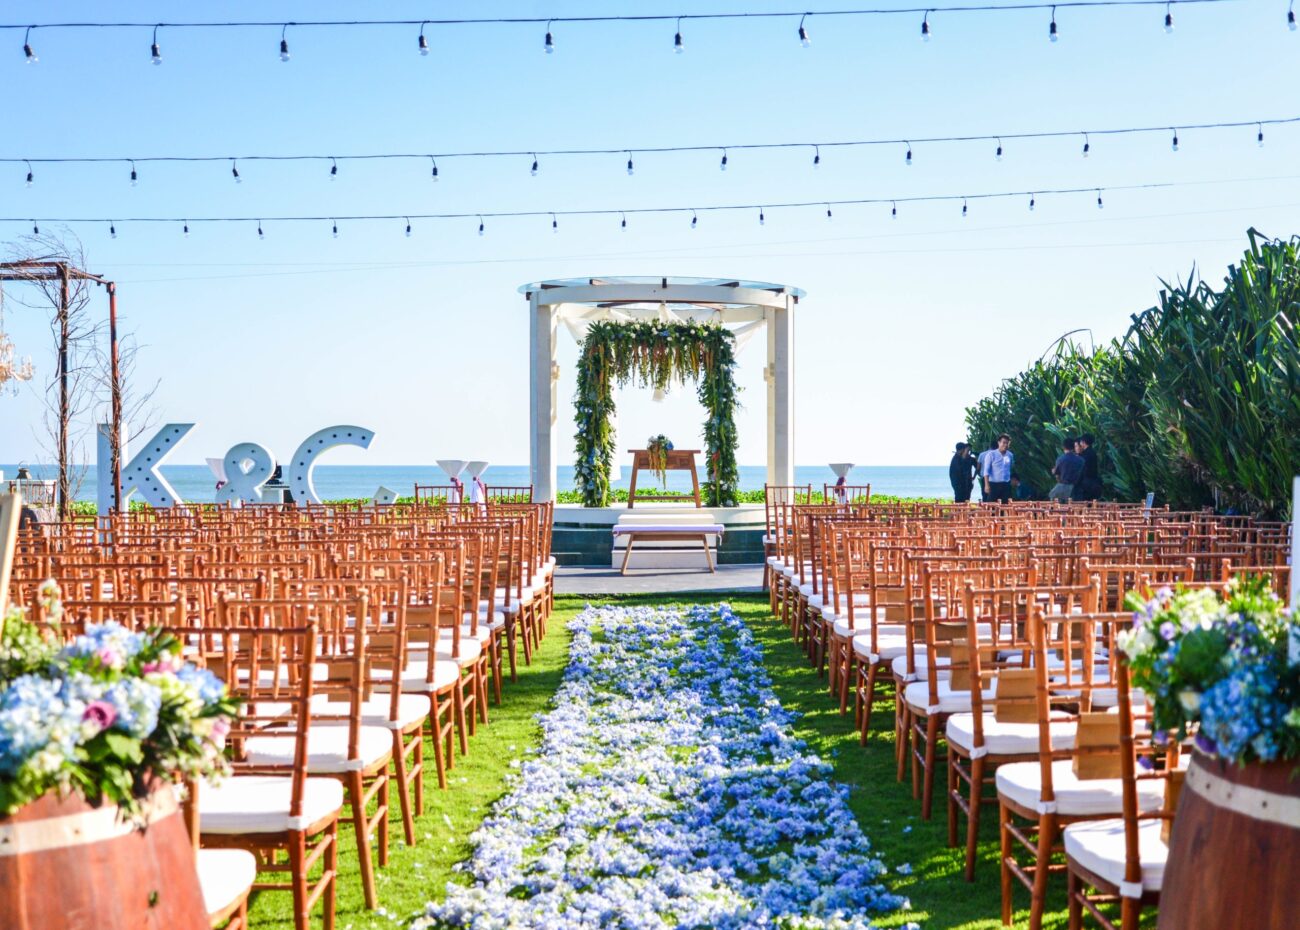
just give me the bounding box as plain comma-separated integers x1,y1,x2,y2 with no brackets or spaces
418,603,903,929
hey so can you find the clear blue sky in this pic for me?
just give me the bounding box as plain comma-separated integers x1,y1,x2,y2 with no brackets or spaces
2,0,1297,470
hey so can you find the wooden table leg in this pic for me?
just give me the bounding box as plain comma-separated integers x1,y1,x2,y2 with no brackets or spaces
702,533,715,573
620,534,635,575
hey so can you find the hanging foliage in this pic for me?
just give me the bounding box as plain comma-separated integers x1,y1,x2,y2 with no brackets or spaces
573,320,740,507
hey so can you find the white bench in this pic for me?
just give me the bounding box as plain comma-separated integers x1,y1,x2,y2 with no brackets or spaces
611,523,725,574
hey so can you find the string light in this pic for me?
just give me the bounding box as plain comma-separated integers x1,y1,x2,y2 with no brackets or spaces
1165,2,1174,31
759,207,765,225
231,159,241,182
1096,189,1104,208
891,201,897,218
279,24,290,61
544,20,554,53
720,149,728,171
675,18,684,52
690,210,698,228
430,157,439,181
1029,193,1036,210
183,220,189,236
109,221,117,239
151,25,161,64
921,11,932,41
331,219,338,238
1258,123,1265,146
477,215,484,235
961,198,968,217
1171,127,1179,150
995,138,1003,160
618,212,626,231
418,22,429,55
32,222,38,235
905,142,913,165
22,27,35,63
825,203,832,219
405,217,411,236
626,152,634,175
257,221,264,239
1290,2,1296,30
530,153,539,176
1050,7,1059,40
24,161,32,186
551,212,558,232
129,160,138,186
813,145,820,167
1082,132,1091,157
798,14,811,46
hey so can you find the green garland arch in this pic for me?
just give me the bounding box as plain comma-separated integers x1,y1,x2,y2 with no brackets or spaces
573,319,740,508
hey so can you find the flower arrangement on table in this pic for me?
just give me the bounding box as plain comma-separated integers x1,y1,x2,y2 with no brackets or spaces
645,433,674,486
1118,575,1300,765
0,580,238,818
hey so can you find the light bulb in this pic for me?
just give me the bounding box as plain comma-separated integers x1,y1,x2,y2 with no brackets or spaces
545,29,554,53
813,148,821,167
627,155,634,175
419,33,429,56
1097,191,1104,209
280,39,290,61
799,24,811,47
1258,126,1265,147
110,223,117,239
130,165,138,186
1290,9,1297,30
231,161,241,182
905,146,913,165
620,214,627,231
1171,130,1179,151
1050,16,1058,42
720,150,728,171
183,222,189,236
151,42,162,65
759,209,765,226
551,215,558,233
675,32,683,53
1082,137,1091,158
478,217,485,236
431,159,439,181
405,220,412,237
825,205,832,220
921,16,931,41
257,223,265,239
530,156,539,176
332,222,338,238
690,212,698,229
1165,11,1174,32
23,29,36,64
995,141,1003,160
25,167,33,187
891,203,897,219
330,161,338,180
961,200,968,217
32,223,38,235
1029,195,1036,211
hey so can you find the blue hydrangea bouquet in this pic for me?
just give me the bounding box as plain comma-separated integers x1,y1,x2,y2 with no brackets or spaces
1118,575,1300,765
0,581,238,817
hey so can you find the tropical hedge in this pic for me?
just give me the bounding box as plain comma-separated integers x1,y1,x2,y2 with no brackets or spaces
573,320,740,508
965,229,1300,516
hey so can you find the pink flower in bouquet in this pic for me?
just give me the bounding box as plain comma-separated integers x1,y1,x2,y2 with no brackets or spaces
95,647,124,670
210,717,231,748
82,700,118,733
142,654,183,675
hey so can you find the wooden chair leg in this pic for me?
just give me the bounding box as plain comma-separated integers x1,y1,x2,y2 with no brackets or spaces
453,680,470,756
965,754,985,881
391,732,416,846
1066,868,1083,930
1029,814,1057,930
324,821,338,930
346,771,379,909
921,715,940,818
948,752,961,848
289,831,309,930
861,661,879,730
414,737,426,814
1000,802,1015,926
428,692,448,789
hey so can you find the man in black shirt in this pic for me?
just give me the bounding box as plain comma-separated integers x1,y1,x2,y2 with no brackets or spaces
1074,433,1102,501
1050,438,1085,502
949,442,978,503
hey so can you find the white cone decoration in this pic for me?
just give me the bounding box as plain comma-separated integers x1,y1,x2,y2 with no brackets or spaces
829,463,854,504
466,460,489,504
437,459,468,503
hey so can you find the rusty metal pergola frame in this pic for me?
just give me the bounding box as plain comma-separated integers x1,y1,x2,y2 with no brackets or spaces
0,261,122,517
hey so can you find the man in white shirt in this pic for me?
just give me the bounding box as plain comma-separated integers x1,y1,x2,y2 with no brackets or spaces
975,440,997,502
981,434,1014,503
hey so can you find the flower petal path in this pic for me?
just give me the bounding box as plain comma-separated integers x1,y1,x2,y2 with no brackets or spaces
417,603,904,929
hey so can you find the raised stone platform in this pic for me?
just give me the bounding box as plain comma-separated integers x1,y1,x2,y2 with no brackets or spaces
552,504,764,567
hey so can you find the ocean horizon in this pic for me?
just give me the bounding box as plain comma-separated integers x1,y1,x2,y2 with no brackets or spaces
2,463,952,503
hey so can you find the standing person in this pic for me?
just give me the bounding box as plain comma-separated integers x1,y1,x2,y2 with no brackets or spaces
976,439,998,502
949,442,978,503
1049,437,1085,502
1074,433,1102,501
982,434,1014,503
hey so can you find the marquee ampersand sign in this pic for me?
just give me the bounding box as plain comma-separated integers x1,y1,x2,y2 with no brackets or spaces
287,425,375,506
215,442,276,507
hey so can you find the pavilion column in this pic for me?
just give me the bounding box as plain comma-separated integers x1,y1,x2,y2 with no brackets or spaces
529,292,559,501
766,296,795,487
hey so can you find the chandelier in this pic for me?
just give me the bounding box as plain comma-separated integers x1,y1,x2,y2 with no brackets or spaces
0,301,34,393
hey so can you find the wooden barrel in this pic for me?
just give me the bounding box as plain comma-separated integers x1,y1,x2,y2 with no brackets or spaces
1158,748,1300,929
0,784,209,930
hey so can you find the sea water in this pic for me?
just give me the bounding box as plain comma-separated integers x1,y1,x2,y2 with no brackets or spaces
2,464,953,503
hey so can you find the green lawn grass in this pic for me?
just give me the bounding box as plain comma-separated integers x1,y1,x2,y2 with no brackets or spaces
246,592,1106,930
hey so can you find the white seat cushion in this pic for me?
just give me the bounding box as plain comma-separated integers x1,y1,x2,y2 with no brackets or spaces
376,657,461,693
946,713,1076,756
1064,817,1167,893
200,774,344,834
905,677,994,715
309,692,429,730
197,848,257,918
891,651,940,682
996,760,1166,817
823,603,890,625
851,631,909,664
244,724,393,773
